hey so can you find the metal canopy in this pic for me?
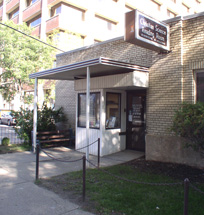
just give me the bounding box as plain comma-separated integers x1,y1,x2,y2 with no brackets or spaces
29,57,149,80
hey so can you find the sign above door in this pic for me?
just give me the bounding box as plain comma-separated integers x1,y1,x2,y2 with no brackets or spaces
125,10,170,53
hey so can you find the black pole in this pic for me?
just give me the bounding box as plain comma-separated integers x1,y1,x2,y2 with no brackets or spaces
184,178,190,215
98,138,100,168
35,143,40,181
83,155,86,202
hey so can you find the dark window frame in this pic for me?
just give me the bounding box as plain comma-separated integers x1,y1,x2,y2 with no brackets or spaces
196,70,204,103
78,92,100,129
105,92,121,130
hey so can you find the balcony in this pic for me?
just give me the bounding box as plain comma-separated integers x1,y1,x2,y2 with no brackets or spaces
31,24,41,37
6,0,19,13
46,14,86,35
23,0,42,22
10,14,19,24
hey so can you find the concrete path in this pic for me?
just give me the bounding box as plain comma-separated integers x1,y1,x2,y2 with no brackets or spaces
0,147,144,215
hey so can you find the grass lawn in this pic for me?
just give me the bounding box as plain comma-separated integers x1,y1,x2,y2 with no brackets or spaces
0,144,31,154
39,161,204,215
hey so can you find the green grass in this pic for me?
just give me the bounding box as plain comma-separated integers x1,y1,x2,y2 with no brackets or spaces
53,165,204,215
0,144,31,154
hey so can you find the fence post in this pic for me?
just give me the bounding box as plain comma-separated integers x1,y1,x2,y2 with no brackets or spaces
98,138,100,168
35,142,40,181
184,178,190,215
83,155,86,202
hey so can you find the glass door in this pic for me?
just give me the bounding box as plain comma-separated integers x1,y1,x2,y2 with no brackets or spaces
126,91,146,151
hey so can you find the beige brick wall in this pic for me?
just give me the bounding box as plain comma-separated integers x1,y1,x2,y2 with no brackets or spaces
54,80,76,130
146,15,204,167
55,14,204,167
55,37,156,129
147,20,183,135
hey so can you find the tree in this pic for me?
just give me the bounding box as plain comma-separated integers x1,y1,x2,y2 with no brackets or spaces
171,102,204,155
0,21,55,103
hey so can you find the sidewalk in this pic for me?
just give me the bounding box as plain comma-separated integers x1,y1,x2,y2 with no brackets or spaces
0,147,144,215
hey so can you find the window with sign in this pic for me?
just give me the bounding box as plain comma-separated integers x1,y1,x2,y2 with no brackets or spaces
196,71,204,102
78,93,100,128
106,93,121,129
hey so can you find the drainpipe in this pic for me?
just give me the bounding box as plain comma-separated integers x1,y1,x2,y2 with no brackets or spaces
86,67,90,166
33,78,38,153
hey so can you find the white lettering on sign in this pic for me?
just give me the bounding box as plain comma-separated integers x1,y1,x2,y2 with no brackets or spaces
155,26,166,35
140,18,154,30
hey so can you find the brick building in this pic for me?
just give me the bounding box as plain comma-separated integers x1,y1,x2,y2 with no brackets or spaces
31,11,204,168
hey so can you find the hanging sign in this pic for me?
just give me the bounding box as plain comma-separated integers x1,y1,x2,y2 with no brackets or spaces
125,10,170,52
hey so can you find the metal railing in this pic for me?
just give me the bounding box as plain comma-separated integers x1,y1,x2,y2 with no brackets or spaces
0,125,24,145
35,139,204,215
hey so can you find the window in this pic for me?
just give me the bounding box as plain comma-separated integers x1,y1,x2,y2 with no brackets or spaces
182,3,190,14
9,8,19,19
167,9,177,18
95,15,117,32
125,5,135,13
28,16,41,27
196,71,204,102
63,4,85,21
27,0,38,7
78,93,100,128
51,5,62,17
150,0,161,11
106,93,121,129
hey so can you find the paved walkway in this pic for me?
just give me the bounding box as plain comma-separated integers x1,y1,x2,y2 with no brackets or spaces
0,147,144,215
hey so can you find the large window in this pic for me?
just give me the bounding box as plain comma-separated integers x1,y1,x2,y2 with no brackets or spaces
196,71,204,102
167,9,177,18
9,8,19,19
78,93,100,128
95,15,117,32
106,93,121,129
29,16,41,27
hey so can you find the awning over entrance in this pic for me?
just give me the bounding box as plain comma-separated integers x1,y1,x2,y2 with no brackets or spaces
30,56,149,163
29,57,149,80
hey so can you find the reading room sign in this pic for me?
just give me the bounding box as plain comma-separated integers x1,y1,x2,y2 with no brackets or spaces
125,10,170,52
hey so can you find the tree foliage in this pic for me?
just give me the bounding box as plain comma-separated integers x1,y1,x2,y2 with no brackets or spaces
171,102,204,154
12,104,67,146
0,21,55,102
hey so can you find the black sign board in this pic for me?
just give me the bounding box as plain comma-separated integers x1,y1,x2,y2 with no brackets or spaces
125,10,169,52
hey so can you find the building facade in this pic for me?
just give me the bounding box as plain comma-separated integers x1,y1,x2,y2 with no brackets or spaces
30,11,204,168
1,0,204,123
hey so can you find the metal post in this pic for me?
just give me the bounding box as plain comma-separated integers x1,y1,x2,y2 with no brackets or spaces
83,155,86,202
184,178,190,215
33,78,38,153
35,142,40,181
86,67,90,166
98,138,100,168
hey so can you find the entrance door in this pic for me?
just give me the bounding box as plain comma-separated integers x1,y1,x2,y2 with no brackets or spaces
126,91,146,151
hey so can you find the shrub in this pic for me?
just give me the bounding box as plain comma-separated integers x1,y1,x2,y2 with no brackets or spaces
2,137,10,146
171,102,204,154
12,104,67,146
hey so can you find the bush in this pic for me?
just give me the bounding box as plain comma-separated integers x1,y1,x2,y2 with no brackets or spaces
171,102,204,154
2,137,10,146
12,104,67,146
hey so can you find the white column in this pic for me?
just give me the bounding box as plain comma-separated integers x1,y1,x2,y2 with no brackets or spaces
2,0,7,21
33,78,38,152
40,0,48,41
86,67,90,164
